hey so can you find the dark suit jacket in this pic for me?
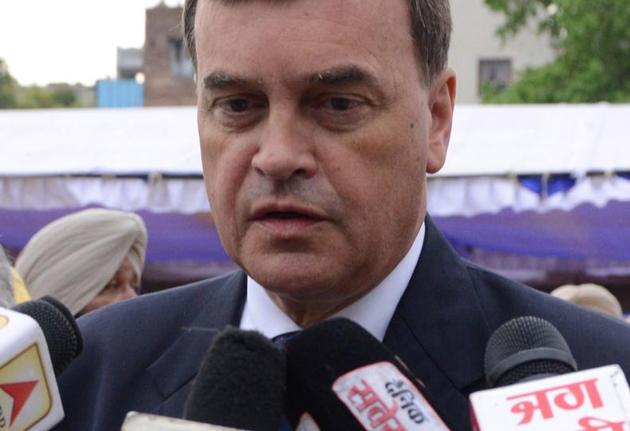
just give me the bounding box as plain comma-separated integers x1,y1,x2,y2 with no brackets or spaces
55,217,630,430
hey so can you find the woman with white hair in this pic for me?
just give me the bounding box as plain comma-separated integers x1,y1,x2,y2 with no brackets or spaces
16,208,148,316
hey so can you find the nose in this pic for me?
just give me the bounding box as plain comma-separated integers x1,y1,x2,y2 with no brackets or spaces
251,112,317,181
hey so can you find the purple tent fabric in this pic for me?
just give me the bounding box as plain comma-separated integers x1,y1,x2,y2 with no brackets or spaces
433,200,630,262
0,207,230,264
2,200,629,282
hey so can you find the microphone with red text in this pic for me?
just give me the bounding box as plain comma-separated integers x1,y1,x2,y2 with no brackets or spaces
285,318,450,430
470,316,630,430
0,296,83,430
183,326,286,430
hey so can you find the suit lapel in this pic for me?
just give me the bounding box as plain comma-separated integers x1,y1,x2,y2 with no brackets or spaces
384,216,491,428
142,218,491,423
147,271,247,415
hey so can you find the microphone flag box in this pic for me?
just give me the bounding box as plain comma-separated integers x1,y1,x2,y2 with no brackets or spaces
0,307,63,431
469,365,630,431
332,361,449,430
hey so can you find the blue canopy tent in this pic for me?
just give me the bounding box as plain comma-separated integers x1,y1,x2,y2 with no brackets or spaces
1,105,629,297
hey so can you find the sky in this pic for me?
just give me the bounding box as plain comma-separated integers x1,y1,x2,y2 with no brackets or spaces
0,0,183,86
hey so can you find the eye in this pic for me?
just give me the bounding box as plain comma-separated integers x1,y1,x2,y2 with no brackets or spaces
325,97,361,111
224,98,254,113
309,94,371,131
209,95,267,128
214,96,266,114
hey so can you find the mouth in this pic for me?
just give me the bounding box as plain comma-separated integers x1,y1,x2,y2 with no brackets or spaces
262,211,317,220
251,203,325,236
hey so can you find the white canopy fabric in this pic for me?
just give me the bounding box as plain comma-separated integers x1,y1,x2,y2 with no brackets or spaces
2,104,630,177
443,103,630,177
1,104,629,215
0,107,201,176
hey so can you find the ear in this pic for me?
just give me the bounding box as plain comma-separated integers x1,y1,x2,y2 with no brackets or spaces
426,69,456,174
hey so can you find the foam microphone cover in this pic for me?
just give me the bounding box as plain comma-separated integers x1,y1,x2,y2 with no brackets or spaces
285,317,434,429
484,316,577,388
184,326,286,431
12,295,83,376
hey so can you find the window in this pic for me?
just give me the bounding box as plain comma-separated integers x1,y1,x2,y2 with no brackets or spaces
169,38,194,79
479,58,512,94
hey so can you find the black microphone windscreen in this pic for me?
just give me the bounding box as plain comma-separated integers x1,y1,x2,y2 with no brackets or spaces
184,326,286,431
286,318,443,430
13,295,83,376
484,316,577,388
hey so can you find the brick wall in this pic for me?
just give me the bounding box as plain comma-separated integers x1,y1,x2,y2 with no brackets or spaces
144,5,196,106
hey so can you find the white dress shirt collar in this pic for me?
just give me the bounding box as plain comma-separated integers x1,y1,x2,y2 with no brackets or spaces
239,223,425,341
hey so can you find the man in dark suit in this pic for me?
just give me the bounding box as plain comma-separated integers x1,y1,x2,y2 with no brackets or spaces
56,0,630,430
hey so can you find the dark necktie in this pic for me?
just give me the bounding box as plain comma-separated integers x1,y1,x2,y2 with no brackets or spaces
271,331,300,347
271,331,300,431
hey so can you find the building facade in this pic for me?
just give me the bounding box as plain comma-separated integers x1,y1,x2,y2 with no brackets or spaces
143,4,195,106
117,48,144,81
449,0,556,104
135,1,553,106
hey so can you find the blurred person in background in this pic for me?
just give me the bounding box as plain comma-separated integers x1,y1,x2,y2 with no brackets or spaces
0,245,15,308
551,283,624,320
15,208,147,316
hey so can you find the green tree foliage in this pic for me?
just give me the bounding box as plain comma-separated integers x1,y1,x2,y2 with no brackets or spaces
0,59,19,108
17,86,78,109
482,0,630,103
0,58,79,109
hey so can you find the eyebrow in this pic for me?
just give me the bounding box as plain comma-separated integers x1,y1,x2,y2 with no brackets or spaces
201,65,379,92
203,71,254,90
308,66,375,87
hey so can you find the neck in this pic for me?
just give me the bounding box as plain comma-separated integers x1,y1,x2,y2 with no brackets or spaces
266,289,371,327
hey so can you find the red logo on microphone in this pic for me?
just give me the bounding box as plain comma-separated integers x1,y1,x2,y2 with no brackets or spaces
0,380,39,425
0,344,52,430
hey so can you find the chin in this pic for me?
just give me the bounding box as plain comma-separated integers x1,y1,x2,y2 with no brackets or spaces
247,259,340,298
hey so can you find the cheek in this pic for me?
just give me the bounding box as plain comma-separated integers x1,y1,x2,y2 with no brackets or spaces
201,129,243,209
200,130,257,254
330,123,426,202
322,120,427,244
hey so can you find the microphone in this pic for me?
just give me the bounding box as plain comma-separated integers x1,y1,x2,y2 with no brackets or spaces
484,315,577,388
183,326,286,431
12,296,83,376
121,412,243,430
470,316,630,430
0,296,83,430
121,327,286,431
285,317,450,430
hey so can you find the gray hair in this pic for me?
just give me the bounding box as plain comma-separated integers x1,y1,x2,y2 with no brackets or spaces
182,0,452,83
0,245,15,308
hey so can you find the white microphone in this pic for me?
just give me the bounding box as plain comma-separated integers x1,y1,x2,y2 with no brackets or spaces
0,297,82,431
469,316,630,430
121,412,244,431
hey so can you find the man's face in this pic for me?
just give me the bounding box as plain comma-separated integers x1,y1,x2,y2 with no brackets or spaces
195,0,454,305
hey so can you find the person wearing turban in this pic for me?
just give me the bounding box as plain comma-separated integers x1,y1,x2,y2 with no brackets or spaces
551,283,624,320
16,208,147,316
